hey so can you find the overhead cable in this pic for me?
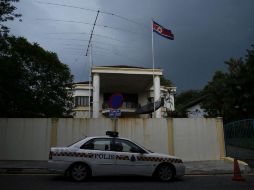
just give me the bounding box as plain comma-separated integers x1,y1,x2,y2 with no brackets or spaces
37,18,145,36
36,1,149,29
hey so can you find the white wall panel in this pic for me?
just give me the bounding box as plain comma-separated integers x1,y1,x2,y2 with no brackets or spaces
0,118,223,161
173,118,220,161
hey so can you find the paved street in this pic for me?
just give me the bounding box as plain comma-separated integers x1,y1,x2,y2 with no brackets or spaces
0,174,253,190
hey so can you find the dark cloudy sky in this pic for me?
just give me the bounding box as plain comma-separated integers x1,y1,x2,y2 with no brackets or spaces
7,0,254,91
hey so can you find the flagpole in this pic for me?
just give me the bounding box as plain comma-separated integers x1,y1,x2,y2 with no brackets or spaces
151,20,155,118
88,44,93,118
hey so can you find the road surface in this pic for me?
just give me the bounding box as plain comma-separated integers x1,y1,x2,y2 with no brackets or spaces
0,174,253,190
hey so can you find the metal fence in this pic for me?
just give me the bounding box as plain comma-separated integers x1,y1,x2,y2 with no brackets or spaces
224,119,254,139
224,119,254,167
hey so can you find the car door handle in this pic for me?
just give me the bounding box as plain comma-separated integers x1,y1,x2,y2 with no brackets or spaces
130,155,136,162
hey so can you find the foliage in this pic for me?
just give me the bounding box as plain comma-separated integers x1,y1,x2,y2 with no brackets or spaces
174,90,202,117
202,45,254,122
0,36,73,117
201,71,228,117
0,0,21,34
160,75,173,86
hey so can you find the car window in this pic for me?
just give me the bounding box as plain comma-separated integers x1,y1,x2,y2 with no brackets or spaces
113,139,145,153
80,138,111,151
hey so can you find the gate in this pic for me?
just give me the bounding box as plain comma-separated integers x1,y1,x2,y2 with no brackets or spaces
224,119,254,167
224,119,254,149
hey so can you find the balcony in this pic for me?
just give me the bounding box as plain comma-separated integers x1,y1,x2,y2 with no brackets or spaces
102,102,140,109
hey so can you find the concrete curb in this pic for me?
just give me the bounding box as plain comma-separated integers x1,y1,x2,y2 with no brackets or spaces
0,160,253,175
221,156,248,166
1,169,253,175
0,168,50,174
220,156,251,174
0,169,253,175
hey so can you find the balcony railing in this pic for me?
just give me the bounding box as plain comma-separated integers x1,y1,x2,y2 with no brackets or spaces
102,102,140,109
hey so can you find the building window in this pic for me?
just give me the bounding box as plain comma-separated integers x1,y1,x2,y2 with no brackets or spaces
75,96,89,107
103,93,138,109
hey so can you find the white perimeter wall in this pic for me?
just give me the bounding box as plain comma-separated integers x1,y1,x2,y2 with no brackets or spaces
173,119,222,161
0,118,225,161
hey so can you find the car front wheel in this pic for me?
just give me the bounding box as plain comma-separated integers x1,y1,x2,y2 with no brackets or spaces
70,163,90,182
156,164,175,182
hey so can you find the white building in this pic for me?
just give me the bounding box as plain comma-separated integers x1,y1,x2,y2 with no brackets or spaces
71,82,92,118
186,104,206,118
71,66,176,118
185,97,207,118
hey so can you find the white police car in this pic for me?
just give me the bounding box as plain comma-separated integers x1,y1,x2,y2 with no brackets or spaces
48,131,185,182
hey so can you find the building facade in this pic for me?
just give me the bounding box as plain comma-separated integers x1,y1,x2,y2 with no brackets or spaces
186,104,206,118
71,66,176,118
185,96,207,118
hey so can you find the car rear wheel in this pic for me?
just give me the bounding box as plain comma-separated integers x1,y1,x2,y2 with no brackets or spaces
70,163,89,182
156,164,175,182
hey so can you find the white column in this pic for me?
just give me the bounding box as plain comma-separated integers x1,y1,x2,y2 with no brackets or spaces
93,73,100,118
154,75,161,118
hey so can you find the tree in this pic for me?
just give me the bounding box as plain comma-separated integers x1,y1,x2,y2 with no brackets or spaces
201,71,228,118
174,90,202,117
0,0,21,34
0,36,73,117
202,44,254,122
160,75,173,87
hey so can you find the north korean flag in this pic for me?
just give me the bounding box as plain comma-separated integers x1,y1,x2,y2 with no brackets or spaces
152,21,174,40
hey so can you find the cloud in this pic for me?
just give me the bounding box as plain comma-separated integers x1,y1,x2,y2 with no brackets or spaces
6,0,254,91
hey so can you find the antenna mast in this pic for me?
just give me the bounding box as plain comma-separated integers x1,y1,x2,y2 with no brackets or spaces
87,11,99,118
86,10,100,56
